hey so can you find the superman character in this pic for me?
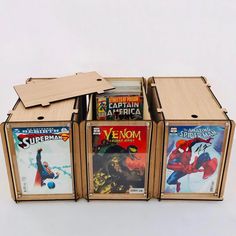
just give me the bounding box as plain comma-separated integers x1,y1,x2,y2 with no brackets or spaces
34,148,59,188
166,138,218,192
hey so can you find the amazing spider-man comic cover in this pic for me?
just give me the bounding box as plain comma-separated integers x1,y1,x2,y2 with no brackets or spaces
165,125,226,193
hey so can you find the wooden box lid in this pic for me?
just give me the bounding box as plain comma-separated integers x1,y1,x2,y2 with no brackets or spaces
9,78,78,122
14,72,114,108
151,77,227,120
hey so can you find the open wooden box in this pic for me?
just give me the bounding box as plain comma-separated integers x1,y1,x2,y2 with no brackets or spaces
148,77,235,200
0,78,85,202
80,77,156,200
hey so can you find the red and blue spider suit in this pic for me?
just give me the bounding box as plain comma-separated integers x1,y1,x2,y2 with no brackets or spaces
167,138,218,192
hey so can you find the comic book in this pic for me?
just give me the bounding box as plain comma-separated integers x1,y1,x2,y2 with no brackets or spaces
96,80,143,121
165,125,226,194
96,95,143,120
91,125,148,194
12,126,73,195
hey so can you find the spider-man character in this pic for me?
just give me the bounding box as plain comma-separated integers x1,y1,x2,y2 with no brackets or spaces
167,138,218,192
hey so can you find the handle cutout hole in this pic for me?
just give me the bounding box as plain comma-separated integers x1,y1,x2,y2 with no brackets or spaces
37,116,44,120
97,78,102,81
191,114,198,118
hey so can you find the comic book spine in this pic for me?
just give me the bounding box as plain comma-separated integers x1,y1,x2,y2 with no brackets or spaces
96,96,107,120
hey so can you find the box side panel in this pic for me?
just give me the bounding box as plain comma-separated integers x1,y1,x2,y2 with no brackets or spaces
142,77,147,93
147,77,164,122
80,120,88,199
0,122,16,201
72,121,82,199
219,120,235,198
153,121,165,199
147,77,154,109
142,80,151,120
148,121,157,198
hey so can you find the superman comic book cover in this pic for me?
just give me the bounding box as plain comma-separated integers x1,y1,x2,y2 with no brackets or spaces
12,126,73,195
165,125,226,194
91,125,148,194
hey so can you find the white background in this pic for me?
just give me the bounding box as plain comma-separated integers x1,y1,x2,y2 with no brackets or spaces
0,1,236,236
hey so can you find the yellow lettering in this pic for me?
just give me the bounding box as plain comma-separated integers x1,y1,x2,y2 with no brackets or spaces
103,128,113,140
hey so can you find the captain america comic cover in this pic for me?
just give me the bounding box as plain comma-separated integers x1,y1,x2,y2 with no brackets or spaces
164,125,226,193
12,126,73,195
96,95,143,121
91,125,148,194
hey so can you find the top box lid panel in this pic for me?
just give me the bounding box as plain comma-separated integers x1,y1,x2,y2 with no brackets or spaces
152,77,227,120
14,72,114,108
9,78,78,122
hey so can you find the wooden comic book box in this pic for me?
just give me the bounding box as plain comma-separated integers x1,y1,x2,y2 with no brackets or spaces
80,77,156,200
0,78,85,202
148,77,235,201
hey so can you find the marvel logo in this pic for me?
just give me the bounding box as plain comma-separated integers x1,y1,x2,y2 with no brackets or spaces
93,127,101,135
170,127,177,133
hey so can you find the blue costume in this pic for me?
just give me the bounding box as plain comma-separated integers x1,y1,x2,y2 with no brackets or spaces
35,149,58,186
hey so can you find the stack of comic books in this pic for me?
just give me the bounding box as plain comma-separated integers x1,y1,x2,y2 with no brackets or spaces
95,80,143,120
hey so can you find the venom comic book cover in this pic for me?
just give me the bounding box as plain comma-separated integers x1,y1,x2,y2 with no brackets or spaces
91,125,148,194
